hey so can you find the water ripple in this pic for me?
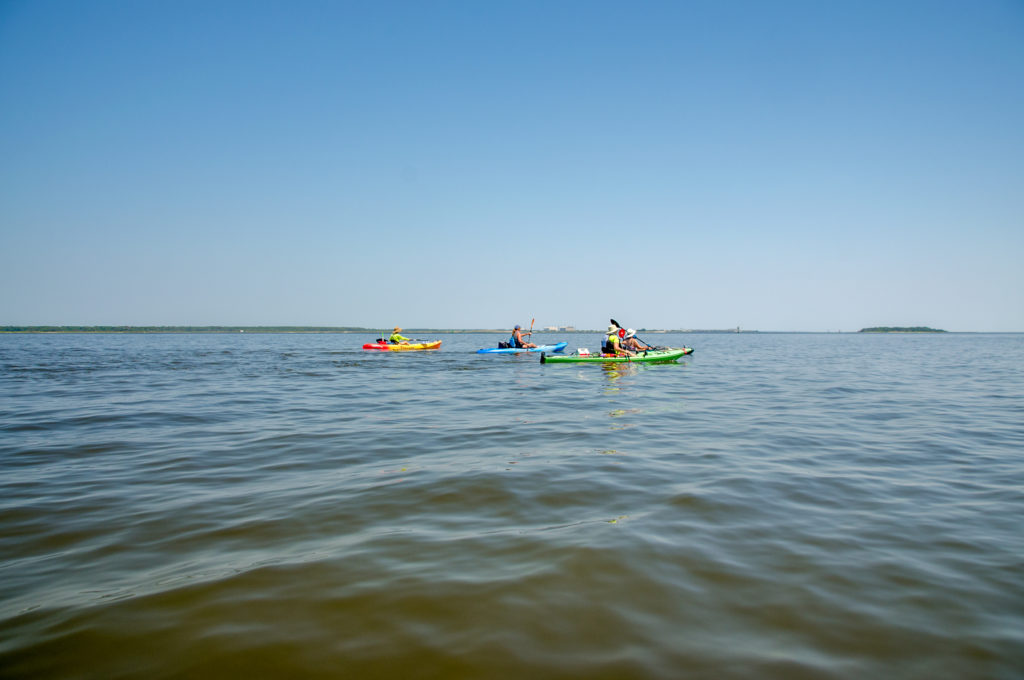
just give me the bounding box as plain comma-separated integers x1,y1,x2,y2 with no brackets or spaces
1,332,1023,678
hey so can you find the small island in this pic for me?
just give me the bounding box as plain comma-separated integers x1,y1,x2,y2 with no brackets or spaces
859,327,947,333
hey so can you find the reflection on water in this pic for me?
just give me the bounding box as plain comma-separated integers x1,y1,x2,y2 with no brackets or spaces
1,332,1023,679
601,361,639,394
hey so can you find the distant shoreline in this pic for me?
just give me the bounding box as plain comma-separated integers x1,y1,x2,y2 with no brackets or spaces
858,327,947,333
1,326,758,334
2,326,1011,334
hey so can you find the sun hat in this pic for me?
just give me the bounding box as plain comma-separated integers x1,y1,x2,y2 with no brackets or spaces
626,329,636,338
607,325,618,335
394,327,401,332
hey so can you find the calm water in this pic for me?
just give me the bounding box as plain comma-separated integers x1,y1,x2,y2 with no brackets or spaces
1,332,1022,679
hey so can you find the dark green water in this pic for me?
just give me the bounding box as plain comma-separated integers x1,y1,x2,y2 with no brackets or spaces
1,332,1022,678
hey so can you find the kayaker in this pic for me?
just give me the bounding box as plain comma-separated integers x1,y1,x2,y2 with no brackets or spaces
389,327,410,344
622,329,652,352
603,324,634,356
601,323,619,354
511,324,537,349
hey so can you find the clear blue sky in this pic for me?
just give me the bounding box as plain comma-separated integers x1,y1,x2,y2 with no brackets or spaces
2,0,1022,331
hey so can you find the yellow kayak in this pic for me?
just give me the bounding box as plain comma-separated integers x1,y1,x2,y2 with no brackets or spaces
362,340,442,351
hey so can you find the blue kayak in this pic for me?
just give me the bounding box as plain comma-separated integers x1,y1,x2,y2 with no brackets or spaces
477,341,568,354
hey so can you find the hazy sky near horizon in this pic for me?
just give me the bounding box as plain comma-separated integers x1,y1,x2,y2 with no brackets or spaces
2,1,1022,331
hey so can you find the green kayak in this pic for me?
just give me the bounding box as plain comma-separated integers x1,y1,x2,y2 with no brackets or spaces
540,347,693,364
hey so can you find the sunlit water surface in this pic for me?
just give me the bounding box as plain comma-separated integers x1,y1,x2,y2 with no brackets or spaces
1,332,1022,679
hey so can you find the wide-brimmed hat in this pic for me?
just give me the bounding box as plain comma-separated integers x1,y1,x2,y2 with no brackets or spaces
626,329,636,338
607,325,618,335
394,327,402,332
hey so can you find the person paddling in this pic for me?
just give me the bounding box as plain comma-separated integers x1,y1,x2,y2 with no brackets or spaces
622,329,652,352
603,324,634,357
601,322,619,354
511,324,537,349
389,327,410,344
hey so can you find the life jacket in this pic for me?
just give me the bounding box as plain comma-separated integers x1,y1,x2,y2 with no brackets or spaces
510,332,523,348
602,333,618,354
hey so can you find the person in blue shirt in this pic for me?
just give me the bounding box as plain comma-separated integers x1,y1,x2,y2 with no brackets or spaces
511,324,537,349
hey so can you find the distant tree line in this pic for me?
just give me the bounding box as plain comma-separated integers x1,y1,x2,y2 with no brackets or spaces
0,326,375,333
859,327,947,333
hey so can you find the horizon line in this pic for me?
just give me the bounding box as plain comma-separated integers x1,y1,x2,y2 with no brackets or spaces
2,326,1015,334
